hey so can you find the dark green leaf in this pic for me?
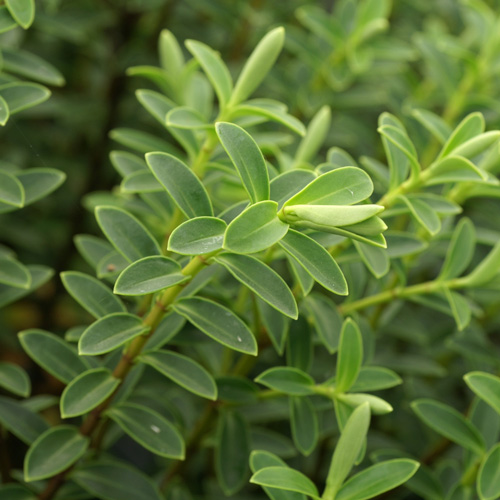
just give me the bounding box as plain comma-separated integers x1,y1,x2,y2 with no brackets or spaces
290,396,318,456
0,265,52,308
0,171,24,207
336,318,363,393
0,484,36,500
350,367,402,392
0,362,30,397
478,443,500,500
464,372,500,416
0,257,30,288
257,297,289,355
444,288,471,331
0,83,49,114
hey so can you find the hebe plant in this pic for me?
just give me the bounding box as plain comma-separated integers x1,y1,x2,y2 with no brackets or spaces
3,1,500,500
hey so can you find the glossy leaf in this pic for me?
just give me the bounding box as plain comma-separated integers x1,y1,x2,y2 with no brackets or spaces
255,367,314,395
464,372,500,416
61,271,125,319
139,350,217,400
477,443,500,500
216,122,269,203
223,200,288,254
0,171,24,207
5,0,34,28
19,329,88,384
114,256,189,295
24,426,89,481
168,216,226,255
336,318,363,393
106,403,185,458
60,368,120,418
290,396,318,456
411,399,485,455
439,217,475,280
215,252,297,318
0,362,30,397
279,229,348,295
0,257,30,288
95,206,161,262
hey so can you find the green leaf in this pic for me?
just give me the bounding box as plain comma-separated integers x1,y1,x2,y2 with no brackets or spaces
294,106,331,165
61,271,125,319
336,318,363,393
0,83,50,114
106,403,184,459
324,403,371,499
464,372,500,416
60,368,120,418
0,257,30,288
19,329,89,384
0,95,9,126
121,171,162,193
411,108,451,144
279,229,348,295
5,0,34,29
217,376,258,403
444,288,471,331
438,218,475,280
424,156,487,185
95,206,161,262
146,152,213,218
216,122,270,203
166,106,210,130
290,396,318,456
337,393,393,415
453,131,500,159
14,168,65,207
114,256,189,295
397,195,440,235
223,200,289,254
350,367,402,392
1,47,65,86
186,40,232,107
270,170,317,209
0,7,17,33
288,255,315,296
159,29,184,75
460,241,500,288
216,411,250,495
0,171,24,207
438,112,484,160
171,297,257,355
168,217,226,255
0,362,30,397
0,484,36,500
283,167,373,208
78,313,149,355
139,350,217,400
0,265,52,308
72,460,162,500
411,399,485,455
353,240,390,278
215,252,297,319
477,443,500,500
24,426,89,481
255,367,314,396
257,297,289,355
250,466,320,499
336,459,419,500
0,396,48,444
385,232,427,258
230,27,285,105
109,128,181,156
97,251,130,279
144,311,185,351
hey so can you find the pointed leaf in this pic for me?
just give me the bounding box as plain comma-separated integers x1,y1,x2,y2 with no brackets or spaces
461,241,500,288
0,171,24,207
0,83,49,114
478,443,500,500
255,367,314,396
438,112,484,160
5,0,34,28
336,318,363,393
290,396,318,456
0,362,30,397
166,106,210,129
397,195,440,235
295,106,331,165
425,156,487,185
0,257,30,288
464,372,500,416
168,216,226,255
439,217,475,280
351,367,402,392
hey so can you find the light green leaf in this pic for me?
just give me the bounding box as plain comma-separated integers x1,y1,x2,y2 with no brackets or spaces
171,297,257,355
438,112,484,160
350,367,402,392
186,40,232,107
0,362,30,397
146,152,213,218
19,329,89,384
106,403,185,459
338,393,393,415
5,0,34,29
61,271,125,319
424,156,487,185
0,6,17,33
223,200,288,254
353,240,390,278
411,108,451,144
95,206,162,262
459,241,500,288
294,106,331,165
444,288,471,331
255,367,314,396
477,443,500,500
250,466,320,499
0,257,30,288
24,426,89,481
336,459,419,500
168,217,226,255
453,131,500,159
78,313,149,355
216,411,250,495
464,372,500,416
216,122,270,203
121,171,162,193
279,229,348,295
114,256,189,295
159,29,184,75
411,399,485,455
215,252,297,319
378,124,420,178
270,170,317,209
60,368,119,418
385,232,427,258
139,350,217,400
397,195,440,235
290,396,318,456
0,95,9,126
336,318,363,393
0,171,24,207
230,27,285,105
166,106,210,129
0,83,50,114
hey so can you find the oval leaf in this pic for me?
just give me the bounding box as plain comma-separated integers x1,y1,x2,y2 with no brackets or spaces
168,216,226,255
290,396,318,456
255,367,314,396
0,362,30,397
439,217,475,280
464,372,500,416
0,171,24,207
5,0,34,28
478,443,500,500
336,318,363,393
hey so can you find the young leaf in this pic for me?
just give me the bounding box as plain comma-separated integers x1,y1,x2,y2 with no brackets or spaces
464,372,500,416
216,122,270,203
0,171,24,207
438,218,475,280
168,217,226,255
223,200,289,254
279,229,348,295
216,411,250,496
294,106,331,166
106,403,185,459
172,297,257,355
61,271,125,319
350,367,402,392
24,426,89,481
336,459,419,500
230,27,285,105
477,443,500,500
139,350,217,400
114,256,189,295
146,152,213,218
336,318,363,393
0,362,31,397
424,156,487,185
5,0,34,29
78,313,150,356
255,367,314,396
438,112,484,160
60,368,120,418
353,240,390,278
215,252,298,319
290,396,318,456
0,257,30,288
19,329,89,384
95,206,161,262
411,399,485,455
337,393,393,415
166,107,210,129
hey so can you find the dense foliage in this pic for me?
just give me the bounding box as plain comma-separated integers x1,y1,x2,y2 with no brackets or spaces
2,1,500,499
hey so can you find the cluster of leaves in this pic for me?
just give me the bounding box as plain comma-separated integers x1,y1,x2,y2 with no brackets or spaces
3,1,500,500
